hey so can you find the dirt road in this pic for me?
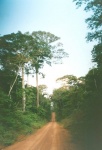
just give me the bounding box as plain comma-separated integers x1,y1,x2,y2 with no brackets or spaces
3,113,76,150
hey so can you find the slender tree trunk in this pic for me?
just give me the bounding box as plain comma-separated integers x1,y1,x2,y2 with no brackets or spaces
8,71,18,97
36,67,39,108
22,65,26,112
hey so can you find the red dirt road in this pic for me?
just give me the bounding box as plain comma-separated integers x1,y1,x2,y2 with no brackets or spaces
3,113,76,150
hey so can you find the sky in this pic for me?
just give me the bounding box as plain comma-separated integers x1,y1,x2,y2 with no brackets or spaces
0,0,96,94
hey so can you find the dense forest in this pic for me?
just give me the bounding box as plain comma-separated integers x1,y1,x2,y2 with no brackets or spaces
0,31,68,146
51,0,102,150
0,0,102,150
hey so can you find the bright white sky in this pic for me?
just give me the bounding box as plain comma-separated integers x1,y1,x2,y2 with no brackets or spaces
0,0,95,94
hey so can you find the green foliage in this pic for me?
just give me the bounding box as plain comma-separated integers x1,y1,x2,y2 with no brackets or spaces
0,109,48,146
0,127,17,146
0,30,68,147
92,43,102,68
0,87,50,146
0,89,14,114
52,72,102,150
70,2,102,148
73,0,102,42
0,69,22,95
25,86,37,111
52,75,85,120
36,98,51,121
0,68,22,111
0,30,68,110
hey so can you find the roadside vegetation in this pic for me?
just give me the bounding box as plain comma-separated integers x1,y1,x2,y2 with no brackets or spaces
52,72,102,150
0,86,51,146
0,0,102,149
52,1,102,150
0,31,68,147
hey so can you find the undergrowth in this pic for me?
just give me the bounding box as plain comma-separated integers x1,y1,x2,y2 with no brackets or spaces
60,112,102,150
0,110,47,146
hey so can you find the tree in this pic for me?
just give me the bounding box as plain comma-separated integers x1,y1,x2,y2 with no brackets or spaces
56,75,78,89
73,0,102,42
0,69,22,98
52,71,102,149
31,57,45,108
25,86,37,111
0,31,68,111
0,31,33,111
38,84,47,96
30,31,68,107
92,43,102,68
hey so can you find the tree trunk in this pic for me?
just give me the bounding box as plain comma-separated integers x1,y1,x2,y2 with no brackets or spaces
36,67,39,108
8,71,19,97
22,65,26,112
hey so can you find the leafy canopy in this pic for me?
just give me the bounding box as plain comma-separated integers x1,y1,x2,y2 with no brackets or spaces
73,0,102,42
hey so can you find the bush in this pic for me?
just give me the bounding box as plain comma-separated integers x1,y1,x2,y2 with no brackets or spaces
0,109,48,146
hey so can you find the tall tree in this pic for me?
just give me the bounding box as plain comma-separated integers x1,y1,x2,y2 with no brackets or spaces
0,31,33,111
56,75,84,89
0,31,68,110
31,31,68,107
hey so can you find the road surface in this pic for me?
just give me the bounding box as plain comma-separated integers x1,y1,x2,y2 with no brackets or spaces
3,113,76,150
